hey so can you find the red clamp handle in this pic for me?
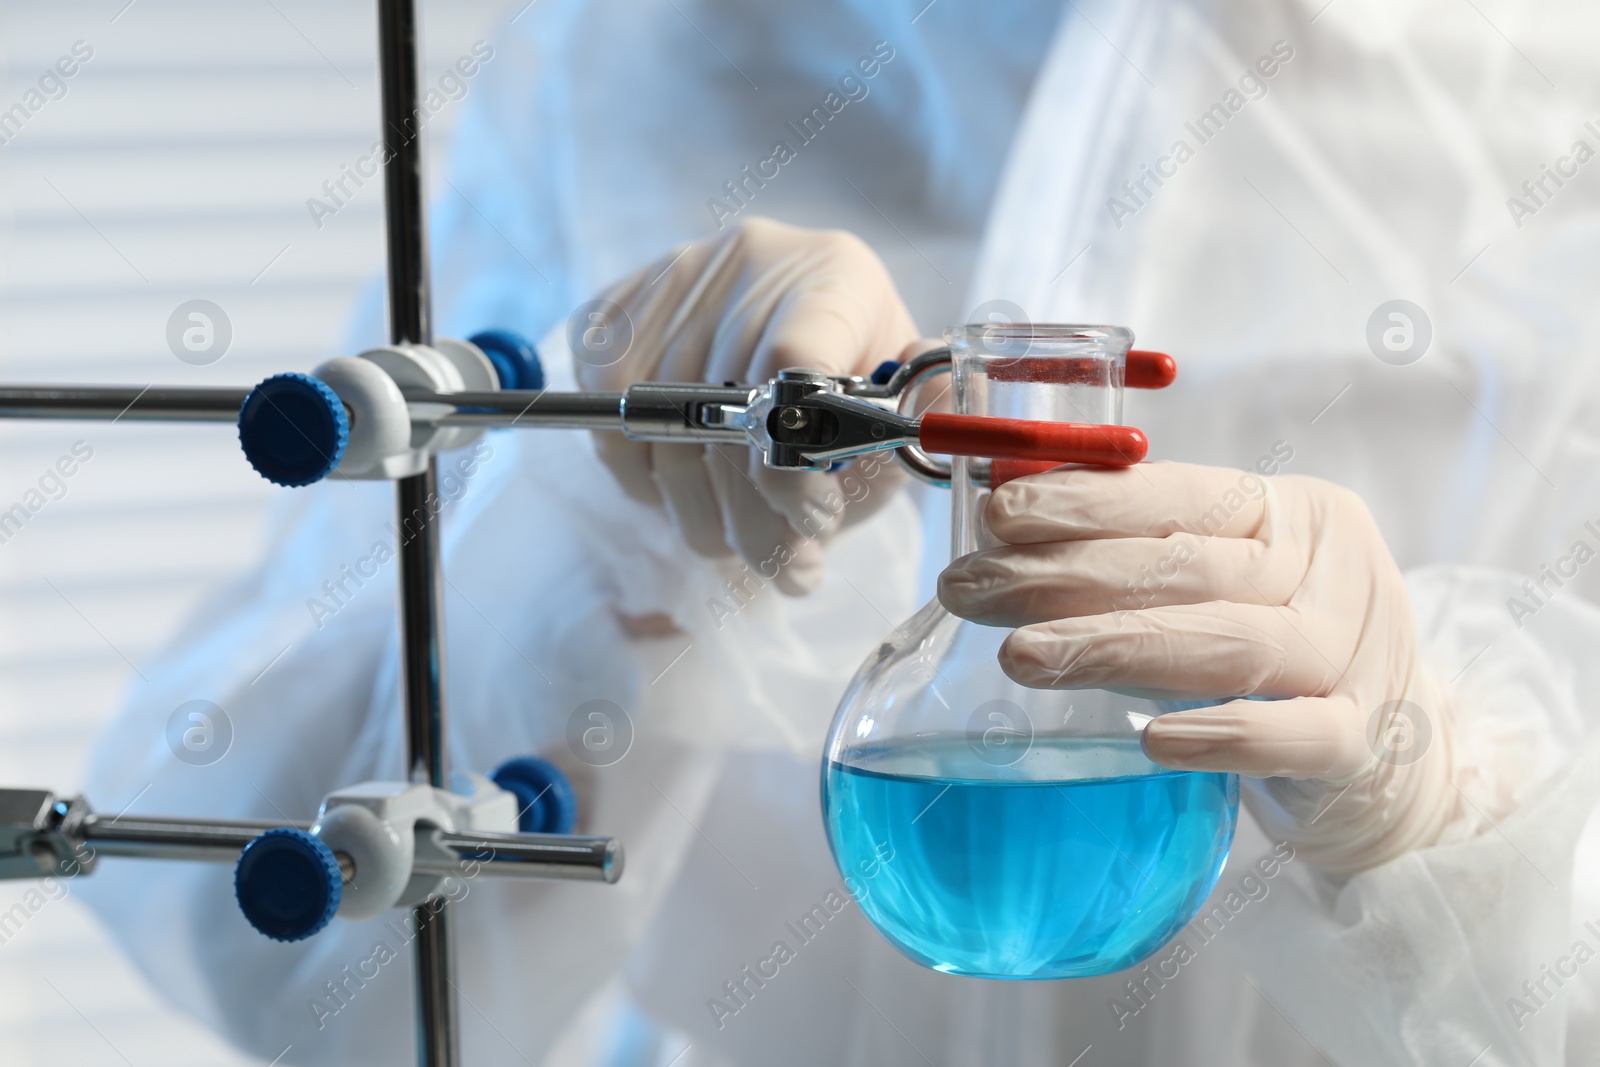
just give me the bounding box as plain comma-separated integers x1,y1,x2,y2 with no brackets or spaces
1127,350,1177,389
977,349,1176,388
918,412,1147,468
896,347,1170,485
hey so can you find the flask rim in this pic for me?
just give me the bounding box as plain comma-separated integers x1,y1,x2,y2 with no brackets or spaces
944,323,1133,349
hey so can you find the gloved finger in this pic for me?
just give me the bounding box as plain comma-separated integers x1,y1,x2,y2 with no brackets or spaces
652,443,733,558
740,250,917,381
741,450,910,566
986,461,1274,544
939,533,1276,626
835,451,908,530
578,237,727,391
590,433,663,507
706,446,825,595
996,601,1345,699
658,290,745,384
1140,695,1370,780
749,463,846,547
753,288,912,381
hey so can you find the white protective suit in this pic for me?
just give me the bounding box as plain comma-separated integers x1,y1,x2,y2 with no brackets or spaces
79,0,1600,1064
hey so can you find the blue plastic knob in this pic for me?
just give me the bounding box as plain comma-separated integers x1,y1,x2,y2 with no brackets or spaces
238,373,349,487
234,828,342,942
470,330,545,392
491,756,578,834
870,360,901,386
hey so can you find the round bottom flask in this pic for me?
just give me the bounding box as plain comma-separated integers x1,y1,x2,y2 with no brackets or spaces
821,324,1238,980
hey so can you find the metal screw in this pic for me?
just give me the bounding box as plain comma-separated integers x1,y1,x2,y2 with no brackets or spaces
778,407,810,430
777,368,830,383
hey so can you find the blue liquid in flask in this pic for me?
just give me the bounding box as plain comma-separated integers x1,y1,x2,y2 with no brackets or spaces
823,735,1238,979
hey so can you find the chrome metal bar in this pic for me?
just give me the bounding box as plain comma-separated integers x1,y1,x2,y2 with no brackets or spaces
75,812,621,882
412,902,454,1066
80,814,297,861
414,389,625,429
414,383,757,441
620,381,760,441
0,383,625,430
397,467,448,792
425,829,622,883
376,0,456,1062
0,386,246,421
378,0,431,349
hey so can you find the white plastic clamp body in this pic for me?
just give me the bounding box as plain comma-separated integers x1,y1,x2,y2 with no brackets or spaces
311,337,498,479
310,772,519,919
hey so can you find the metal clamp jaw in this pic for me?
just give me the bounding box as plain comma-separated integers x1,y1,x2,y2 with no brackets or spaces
0,789,95,881
624,368,919,468
747,346,963,482
755,368,919,468
604,348,952,471
597,344,1167,483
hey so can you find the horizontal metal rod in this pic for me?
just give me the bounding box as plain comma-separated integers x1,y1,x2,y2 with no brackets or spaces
0,383,628,432
412,389,624,429
425,829,622,883
79,814,620,882
81,814,292,860
0,386,248,422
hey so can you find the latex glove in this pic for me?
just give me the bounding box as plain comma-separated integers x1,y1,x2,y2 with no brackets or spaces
575,217,923,595
938,461,1460,875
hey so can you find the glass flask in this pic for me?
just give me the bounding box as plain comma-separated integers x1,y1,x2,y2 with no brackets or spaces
821,323,1239,980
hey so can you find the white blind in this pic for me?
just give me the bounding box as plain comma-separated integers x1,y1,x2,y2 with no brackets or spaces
0,1,507,1061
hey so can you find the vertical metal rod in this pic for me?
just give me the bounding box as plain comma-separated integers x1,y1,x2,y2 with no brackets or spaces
376,2,457,1065
377,0,431,348
396,470,447,789
412,900,457,1067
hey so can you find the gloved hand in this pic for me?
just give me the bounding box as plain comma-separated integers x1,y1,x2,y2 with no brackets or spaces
575,217,924,595
937,461,1460,875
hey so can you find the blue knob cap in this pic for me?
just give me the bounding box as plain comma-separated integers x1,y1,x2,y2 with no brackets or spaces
238,374,348,487
870,360,900,386
470,330,545,392
491,756,578,834
234,828,342,942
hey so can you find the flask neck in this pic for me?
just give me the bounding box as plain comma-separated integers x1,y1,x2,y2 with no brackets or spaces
945,328,1129,562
